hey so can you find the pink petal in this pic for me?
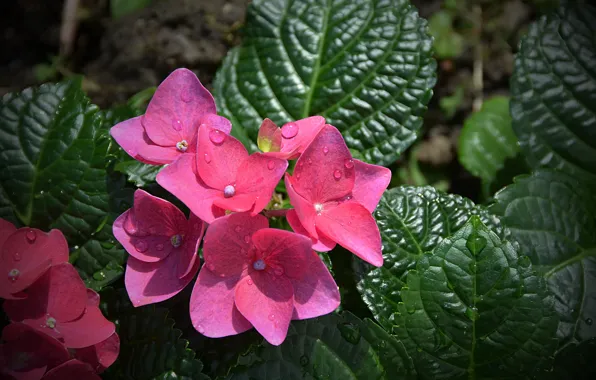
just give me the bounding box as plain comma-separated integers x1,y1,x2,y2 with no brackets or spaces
55,307,115,349
317,202,383,267
251,228,311,279
197,125,248,190
351,160,391,213
284,174,318,239
177,213,206,279
41,359,100,380
201,114,232,135
292,125,355,203
136,143,181,165
212,193,255,213
3,263,87,323
133,190,187,236
110,116,163,165
189,268,252,338
0,218,16,248
74,333,120,373
143,68,216,146
86,289,100,308
113,211,172,263
202,213,269,277
235,153,288,216
278,116,325,158
257,118,282,153
286,209,336,252
291,251,340,320
1,228,68,296
234,272,294,346
2,366,47,380
156,154,225,223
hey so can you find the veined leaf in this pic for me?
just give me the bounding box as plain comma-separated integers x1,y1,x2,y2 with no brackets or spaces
544,338,596,379
510,3,596,183
490,170,596,347
114,160,162,187
394,217,558,379
214,0,436,165
354,186,504,329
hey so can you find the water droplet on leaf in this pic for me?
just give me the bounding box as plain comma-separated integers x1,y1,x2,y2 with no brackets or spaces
465,307,479,321
209,129,226,145
25,230,36,243
466,235,487,256
281,122,299,139
344,159,354,169
135,241,148,252
333,169,342,180
518,256,531,268
338,322,361,344
586,318,593,326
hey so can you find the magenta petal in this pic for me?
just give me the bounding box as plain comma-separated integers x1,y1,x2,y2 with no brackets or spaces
292,125,355,203
136,143,181,165
279,116,325,158
190,268,252,338
41,359,100,380
57,307,115,349
201,114,232,135
351,160,391,213
110,116,161,165
74,333,120,374
202,213,269,277
143,68,216,146
251,228,311,279
234,272,294,346
235,153,288,216
156,154,224,223
291,251,340,320
317,202,383,267
285,174,318,239
132,190,187,236
113,211,173,263
177,213,205,279
197,125,248,190
286,209,336,252
212,193,255,213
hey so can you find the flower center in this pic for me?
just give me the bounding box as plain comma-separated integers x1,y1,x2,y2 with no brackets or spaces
314,203,324,214
8,268,19,282
170,234,182,248
176,140,188,152
223,185,235,198
253,259,266,271
46,316,57,329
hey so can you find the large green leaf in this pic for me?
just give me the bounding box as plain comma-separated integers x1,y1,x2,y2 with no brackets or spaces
510,2,596,183
458,96,518,184
354,186,504,329
490,170,596,347
227,312,415,379
101,288,210,380
543,338,596,379
393,216,559,379
214,0,436,165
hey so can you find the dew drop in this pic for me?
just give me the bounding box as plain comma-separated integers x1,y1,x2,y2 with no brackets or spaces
344,159,354,169
274,267,284,276
586,318,593,326
281,122,299,139
296,173,301,179
197,324,205,334
172,119,183,131
518,256,531,268
12,252,22,262
25,230,36,243
224,185,235,198
135,241,148,252
180,89,193,103
465,307,479,321
155,243,164,251
207,263,215,271
247,279,253,285
338,322,361,344
323,146,329,155
8,268,19,282
209,129,226,145
203,153,211,163
333,169,342,180
268,314,275,321
307,158,312,165
235,225,242,233
244,235,250,243
267,160,275,170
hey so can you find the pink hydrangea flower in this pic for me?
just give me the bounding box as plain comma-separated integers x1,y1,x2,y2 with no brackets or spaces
0,221,68,300
40,359,101,380
284,125,390,267
110,68,232,165
74,333,120,374
257,116,326,159
189,212,340,346
3,263,115,349
157,125,288,223
112,189,205,306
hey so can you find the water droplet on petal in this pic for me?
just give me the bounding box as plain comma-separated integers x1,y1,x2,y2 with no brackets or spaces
197,324,205,334
344,159,354,169
274,267,284,276
135,241,148,253
209,129,226,145
296,173,301,179
267,160,275,170
235,226,242,233
207,263,215,271
247,279,253,285
12,252,21,262
323,146,329,155
281,122,299,139
25,230,36,243
333,169,342,180
8,269,19,282
180,89,193,103
307,158,312,165
172,119,183,131
203,153,211,163
156,243,164,251
224,185,235,198
244,235,250,243
268,314,275,321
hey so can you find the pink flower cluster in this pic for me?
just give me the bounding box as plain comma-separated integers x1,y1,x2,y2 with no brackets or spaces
110,68,390,345
0,219,119,379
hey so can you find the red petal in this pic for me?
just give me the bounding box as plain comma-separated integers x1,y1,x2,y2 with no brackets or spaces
291,251,340,320
234,272,294,346
113,211,173,263
212,193,256,213
203,213,268,278
278,116,325,158
197,125,248,190
284,174,318,239
351,160,391,212
235,153,288,216
41,359,100,380
201,114,232,135
156,154,225,223
292,125,355,203
177,213,205,279
286,209,336,252
189,268,252,338
317,202,383,267
257,118,282,153
143,68,216,146
74,333,119,373
86,290,100,308
251,229,311,279
56,306,115,349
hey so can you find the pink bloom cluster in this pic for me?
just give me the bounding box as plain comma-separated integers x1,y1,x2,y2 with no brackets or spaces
0,219,118,380
110,68,390,345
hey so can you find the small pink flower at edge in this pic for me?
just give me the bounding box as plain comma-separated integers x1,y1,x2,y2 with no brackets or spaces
284,125,391,267
257,116,325,159
110,68,232,165
189,212,340,346
112,189,206,307
156,125,288,223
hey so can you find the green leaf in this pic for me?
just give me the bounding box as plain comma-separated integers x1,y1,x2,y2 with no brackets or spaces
354,186,504,329
111,0,153,19
459,96,519,184
490,170,596,347
114,160,162,187
227,312,415,379
428,11,465,59
214,0,436,165
393,216,559,379
101,288,210,380
510,3,596,183
544,338,596,379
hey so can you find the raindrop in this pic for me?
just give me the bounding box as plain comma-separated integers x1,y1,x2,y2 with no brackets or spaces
268,314,275,321
465,307,479,321
180,89,193,103
466,235,487,256
12,252,22,262
93,271,107,281
338,322,361,344
244,235,250,243
333,169,342,180
281,122,299,139
204,153,211,163
209,129,226,145
518,256,531,268
207,263,215,271
296,173,301,179
235,226,242,233
8,269,19,282
307,158,312,165
25,230,36,243
197,324,205,334
135,241,148,253
344,159,354,169
323,146,329,155
267,160,275,170
247,279,253,285
224,185,235,198
172,119,183,131
586,318,593,326
274,267,284,276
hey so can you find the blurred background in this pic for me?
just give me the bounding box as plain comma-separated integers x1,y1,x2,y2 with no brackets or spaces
0,0,556,202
